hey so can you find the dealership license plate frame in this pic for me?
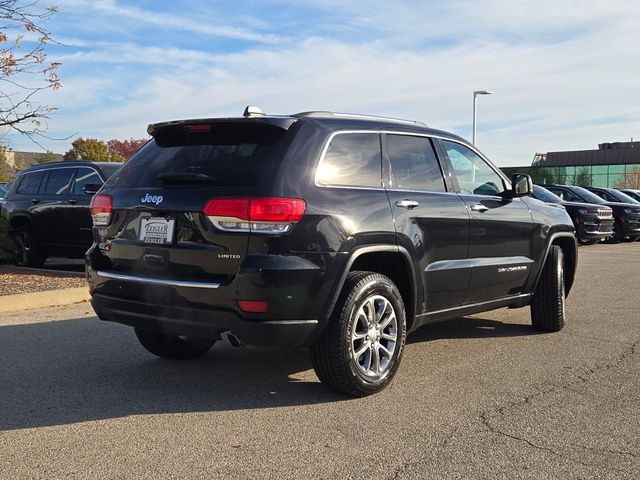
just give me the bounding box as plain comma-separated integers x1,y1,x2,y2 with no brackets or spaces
139,217,176,245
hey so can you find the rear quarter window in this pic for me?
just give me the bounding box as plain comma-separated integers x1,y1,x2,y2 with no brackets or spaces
315,132,382,188
16,172,45,195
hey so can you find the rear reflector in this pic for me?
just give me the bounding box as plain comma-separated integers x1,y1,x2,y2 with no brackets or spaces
203,197,306,234
237,300,269,313
90,194,113,226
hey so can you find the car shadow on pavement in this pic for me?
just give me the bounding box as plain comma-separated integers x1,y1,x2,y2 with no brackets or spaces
408,316,542,344
0,314,539,431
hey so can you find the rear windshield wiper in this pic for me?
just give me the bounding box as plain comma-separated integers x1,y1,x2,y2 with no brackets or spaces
157,172,218,183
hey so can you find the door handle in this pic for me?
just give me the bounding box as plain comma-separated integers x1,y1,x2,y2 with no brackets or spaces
68,199,77,205
469,203,489,213
31,198,40,204
395,199,420,209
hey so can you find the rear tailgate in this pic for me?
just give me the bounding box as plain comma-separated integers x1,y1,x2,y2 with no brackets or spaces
93,120,295,283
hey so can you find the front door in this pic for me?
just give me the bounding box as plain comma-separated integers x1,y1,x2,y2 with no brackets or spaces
384,133,470,313
439,139,535,305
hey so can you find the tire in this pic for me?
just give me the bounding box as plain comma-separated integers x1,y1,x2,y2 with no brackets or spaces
311,271,407,397
12,225,46,267
530,245,566,332
135,328,216,360
605,220,624,244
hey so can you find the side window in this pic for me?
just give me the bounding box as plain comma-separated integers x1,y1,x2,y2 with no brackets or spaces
16,172,44,195
73,168,102,195
316,133,382,188
597,191,615,202
387,135,445,192
549,188,578,202
442,140,505,196
43,169,74,195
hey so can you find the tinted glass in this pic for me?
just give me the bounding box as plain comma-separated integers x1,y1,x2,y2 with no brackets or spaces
16,172,44,194
0,185,6,197
571,186,607,204
387,135,445,191
44,168,74,195
74,167,102,195
442,140,505,195
99,163,122,179
532,185,562,203
107,123,290,190
605,189,640,204
317,133,382,188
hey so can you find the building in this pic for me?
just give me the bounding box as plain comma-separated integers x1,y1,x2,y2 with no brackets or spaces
502,141,640,189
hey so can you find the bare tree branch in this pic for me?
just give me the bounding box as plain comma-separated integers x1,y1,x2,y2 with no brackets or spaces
0,0,60,143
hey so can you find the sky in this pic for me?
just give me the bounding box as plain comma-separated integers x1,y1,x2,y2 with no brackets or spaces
5,0,640,166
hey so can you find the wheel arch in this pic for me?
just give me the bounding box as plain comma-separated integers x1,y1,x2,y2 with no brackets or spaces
9,215,32,231
533,233,578,297
321,245,418,329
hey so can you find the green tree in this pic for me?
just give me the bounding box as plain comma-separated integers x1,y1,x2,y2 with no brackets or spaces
63,138,124,162
575,167,592,187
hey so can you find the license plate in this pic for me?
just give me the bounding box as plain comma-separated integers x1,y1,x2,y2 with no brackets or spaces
139,217,175,244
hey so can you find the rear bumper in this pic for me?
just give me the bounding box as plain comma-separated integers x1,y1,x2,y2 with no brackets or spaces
91,293,324,347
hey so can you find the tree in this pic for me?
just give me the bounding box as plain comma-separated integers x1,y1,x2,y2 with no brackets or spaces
575,167,592,187
613,166,640,189
0,1,61,143
63,138,124,162
107,138,147,159
0,150,13,180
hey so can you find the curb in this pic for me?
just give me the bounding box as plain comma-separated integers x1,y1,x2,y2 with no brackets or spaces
0,287,91,314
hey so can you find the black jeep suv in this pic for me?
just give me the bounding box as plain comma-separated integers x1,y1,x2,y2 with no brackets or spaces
86,108,577,396
542,184,640,243
530,185,613,245
1,161,121,266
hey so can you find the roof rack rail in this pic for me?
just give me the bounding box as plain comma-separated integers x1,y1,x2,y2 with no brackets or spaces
293,111,428,127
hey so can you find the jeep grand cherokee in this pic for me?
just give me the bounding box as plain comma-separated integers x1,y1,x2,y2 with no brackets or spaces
86,107,577,396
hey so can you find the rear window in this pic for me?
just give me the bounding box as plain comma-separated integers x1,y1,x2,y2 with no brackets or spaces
106,123,289,189
16,172,44,195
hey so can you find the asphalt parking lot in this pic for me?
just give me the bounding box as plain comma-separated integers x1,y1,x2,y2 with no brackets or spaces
1,243,638,479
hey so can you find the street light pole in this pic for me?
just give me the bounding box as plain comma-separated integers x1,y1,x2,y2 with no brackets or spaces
472,90,493,145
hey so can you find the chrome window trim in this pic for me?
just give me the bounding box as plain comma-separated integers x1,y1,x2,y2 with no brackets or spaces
313,129,509,194
314,129,383,189
96,271,221,289
436,136,511,194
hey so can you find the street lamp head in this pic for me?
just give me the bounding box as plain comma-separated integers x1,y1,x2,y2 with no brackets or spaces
474,90,494,96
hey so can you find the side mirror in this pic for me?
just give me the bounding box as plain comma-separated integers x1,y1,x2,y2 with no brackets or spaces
83,183,102,195
511,174,532,197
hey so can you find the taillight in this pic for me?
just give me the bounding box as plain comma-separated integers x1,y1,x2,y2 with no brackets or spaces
90,194,113,226
203,197,306,234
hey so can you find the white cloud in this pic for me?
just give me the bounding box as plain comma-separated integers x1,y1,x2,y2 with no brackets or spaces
7,1,640,166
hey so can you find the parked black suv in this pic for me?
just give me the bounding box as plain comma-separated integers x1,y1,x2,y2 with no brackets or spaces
87,108,577,396
530,185,613,244
0,161,122,266
618,189,640,202
542,184,640,243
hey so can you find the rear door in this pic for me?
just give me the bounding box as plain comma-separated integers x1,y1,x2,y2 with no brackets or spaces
70,166,103,246
99,121,293,282
35,167,77,248
384,133,470,313
438,139,535,304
